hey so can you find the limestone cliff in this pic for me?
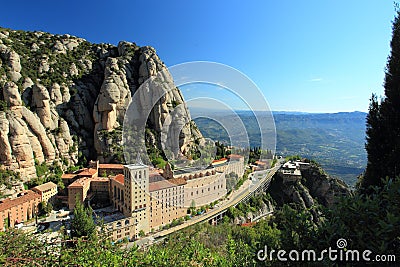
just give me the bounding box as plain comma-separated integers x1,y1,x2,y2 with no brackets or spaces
0,27,203,180
268,162,351,209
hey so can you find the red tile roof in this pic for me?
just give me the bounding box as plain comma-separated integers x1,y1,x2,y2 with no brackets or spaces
149,178,186,192
228,154,244,159
149,169,165,182
149,168,163,176
90,177,109,183
68,177,109,188
61,173,76,179
77,168,97,176
169,177,187,186
68,179,87,188
0,190,41,212
212,158,227,164
99,164,124,169
113,174,124,185
32,182,57,193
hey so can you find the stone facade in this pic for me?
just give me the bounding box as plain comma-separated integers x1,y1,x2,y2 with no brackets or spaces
122,164,150,234
67,176,109,210
103,216,136,241
183,171,226,208
110,174,125,212
149,178,186,230
32,181,57,204
213,154,245,178
0,190,41,230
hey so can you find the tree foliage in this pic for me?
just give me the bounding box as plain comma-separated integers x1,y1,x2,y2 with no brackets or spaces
0,169,21,193
0,176,399,266
37,201,52,216
363,9,400,191
70,198,96,239
317,177,400,256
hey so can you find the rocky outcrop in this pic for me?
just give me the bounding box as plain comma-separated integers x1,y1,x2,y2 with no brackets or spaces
0,27,203,180
0,44,22,82
301,164,350,207
269,162,351,209
233,196,274,225
32,84,53,129
4,82,21,106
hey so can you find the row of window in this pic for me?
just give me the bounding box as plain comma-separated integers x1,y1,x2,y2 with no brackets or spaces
189,180,224,189
189,184,223,196
134,204,146,210
154,186,183,194
152,196,183,205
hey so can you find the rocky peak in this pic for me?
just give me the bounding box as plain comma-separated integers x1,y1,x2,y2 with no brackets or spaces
0,27,203,180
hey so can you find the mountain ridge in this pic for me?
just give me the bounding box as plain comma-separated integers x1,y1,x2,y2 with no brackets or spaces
0,27,203,180
193,110,366,185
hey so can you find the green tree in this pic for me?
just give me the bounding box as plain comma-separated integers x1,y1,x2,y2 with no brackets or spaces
316,178,400,257
189,199,196,215
139,230,145,237
70,197,96,238
37,201,47,216
46,202,53,214
363,8,400,191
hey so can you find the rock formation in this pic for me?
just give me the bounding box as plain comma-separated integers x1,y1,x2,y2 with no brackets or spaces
269,162,351,209
0,27,203,181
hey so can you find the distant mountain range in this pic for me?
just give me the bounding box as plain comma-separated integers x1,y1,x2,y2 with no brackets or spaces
192,110,367,186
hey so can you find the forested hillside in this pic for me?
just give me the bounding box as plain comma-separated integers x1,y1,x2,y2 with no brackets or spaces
194,111,366,185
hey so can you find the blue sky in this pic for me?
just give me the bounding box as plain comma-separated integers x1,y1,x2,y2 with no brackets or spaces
0,1,395,112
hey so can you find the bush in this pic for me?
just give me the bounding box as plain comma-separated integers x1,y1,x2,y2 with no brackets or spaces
35,160,48,177
0,100,8,111
139,230,145,237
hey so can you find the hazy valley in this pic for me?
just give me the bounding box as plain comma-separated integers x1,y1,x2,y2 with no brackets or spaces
193,110,366,186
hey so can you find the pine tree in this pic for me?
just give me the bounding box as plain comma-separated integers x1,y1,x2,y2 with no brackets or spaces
70,197,96,238
363,9,400,191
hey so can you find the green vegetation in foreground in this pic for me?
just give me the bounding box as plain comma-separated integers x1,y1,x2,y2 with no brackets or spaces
0,177,398,266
